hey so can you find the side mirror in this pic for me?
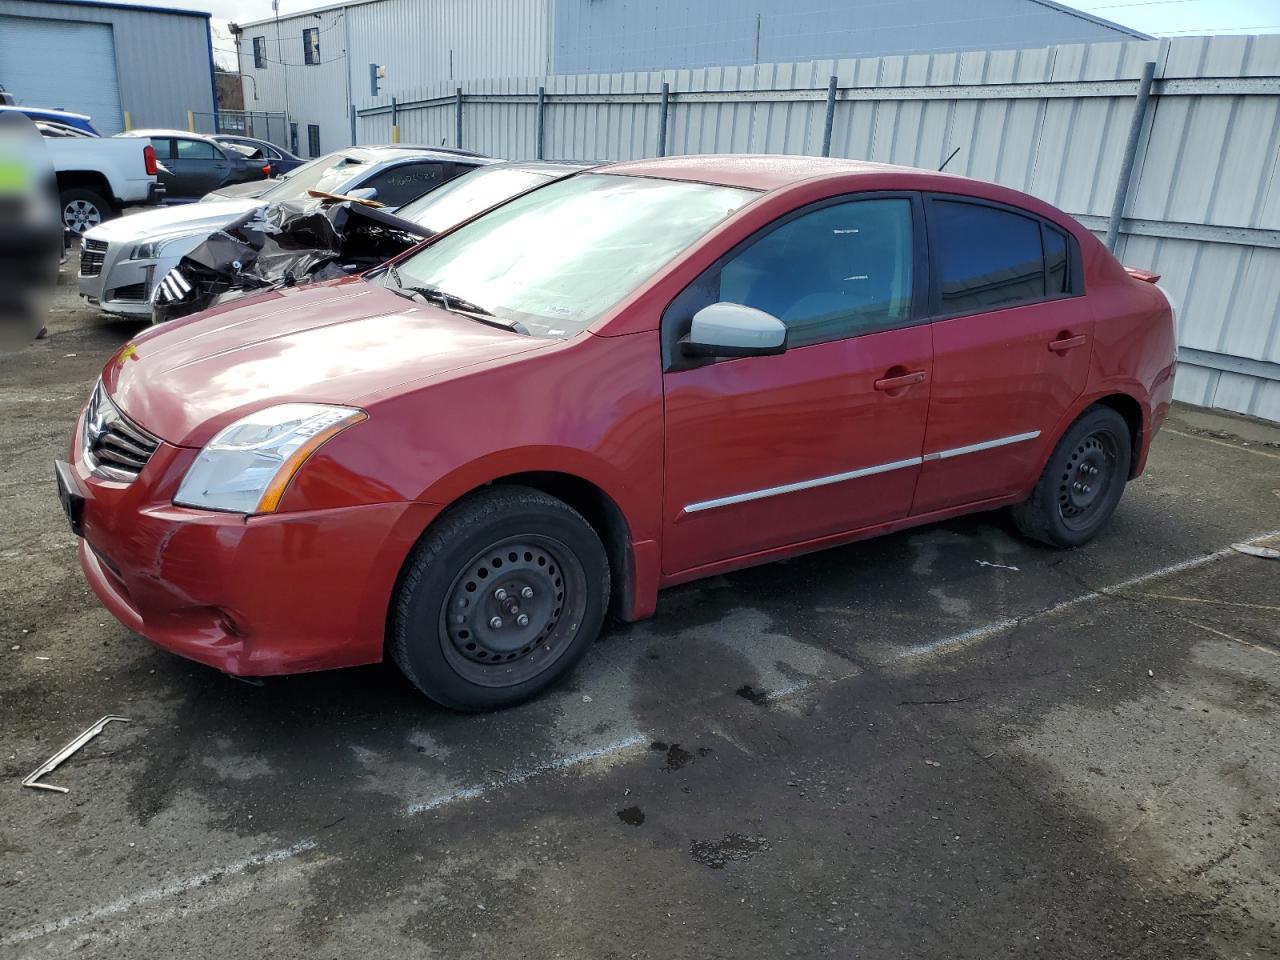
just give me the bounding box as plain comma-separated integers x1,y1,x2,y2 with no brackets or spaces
681,302,787,358
345,187,378,202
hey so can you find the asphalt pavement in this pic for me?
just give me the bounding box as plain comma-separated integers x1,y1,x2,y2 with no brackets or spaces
1,262,1278,959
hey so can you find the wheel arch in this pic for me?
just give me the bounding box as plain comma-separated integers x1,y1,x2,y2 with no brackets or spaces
1092,392,1144,478
391,454,652,641
56,170,116,205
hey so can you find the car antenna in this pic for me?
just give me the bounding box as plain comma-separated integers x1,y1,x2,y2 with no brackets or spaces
938,147,961,172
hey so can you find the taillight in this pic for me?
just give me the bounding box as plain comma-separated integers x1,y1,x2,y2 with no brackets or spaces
143,144,158,176
262,164,272,177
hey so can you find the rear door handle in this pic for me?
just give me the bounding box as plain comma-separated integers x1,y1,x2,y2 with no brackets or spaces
873,370,927,391
1048,334,1088,353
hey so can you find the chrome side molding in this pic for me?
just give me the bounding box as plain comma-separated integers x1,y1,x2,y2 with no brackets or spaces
683,430,1042,515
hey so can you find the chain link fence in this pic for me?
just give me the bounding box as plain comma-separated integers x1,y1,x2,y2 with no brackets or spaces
190,110,291,151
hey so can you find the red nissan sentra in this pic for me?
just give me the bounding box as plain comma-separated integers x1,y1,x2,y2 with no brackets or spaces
57,156,1176,710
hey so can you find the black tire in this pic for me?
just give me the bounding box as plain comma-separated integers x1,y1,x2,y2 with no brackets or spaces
1011,406,1132,548
391,486,610,711
60,187,114,234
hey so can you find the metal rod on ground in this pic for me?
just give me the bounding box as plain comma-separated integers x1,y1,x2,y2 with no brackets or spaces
657,81,670,157
821,75,838,157
536,85,546,160
455,87,463,148
1106,60,1157,252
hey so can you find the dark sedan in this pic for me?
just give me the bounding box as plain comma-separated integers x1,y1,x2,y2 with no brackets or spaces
115,129,270,202
212,134,306,177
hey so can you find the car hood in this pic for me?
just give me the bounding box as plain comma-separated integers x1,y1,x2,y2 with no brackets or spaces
104,280,551,446
205,179,279,201
86,199,265,244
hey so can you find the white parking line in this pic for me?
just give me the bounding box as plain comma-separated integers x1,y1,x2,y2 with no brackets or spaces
892,529,1280,662
1164,428,1280,460
0,840,318,948
405,733,648,815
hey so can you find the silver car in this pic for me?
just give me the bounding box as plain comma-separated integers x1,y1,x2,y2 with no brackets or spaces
78,146,494,317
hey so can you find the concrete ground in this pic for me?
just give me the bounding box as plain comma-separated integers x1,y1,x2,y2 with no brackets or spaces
2,260,1278,960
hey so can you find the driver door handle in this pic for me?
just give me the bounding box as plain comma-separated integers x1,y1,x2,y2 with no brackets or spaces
1048,334,1088,353
873,371,927,391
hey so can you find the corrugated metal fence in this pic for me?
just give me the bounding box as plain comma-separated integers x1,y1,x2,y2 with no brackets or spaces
357,35,1280,421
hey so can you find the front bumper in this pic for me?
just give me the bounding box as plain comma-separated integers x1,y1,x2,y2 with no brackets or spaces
65,413,439,676
78,240,175,317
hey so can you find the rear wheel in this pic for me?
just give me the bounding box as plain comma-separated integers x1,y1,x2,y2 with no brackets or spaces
1011,406,1131,548
391,486,610,711
60,187,113,234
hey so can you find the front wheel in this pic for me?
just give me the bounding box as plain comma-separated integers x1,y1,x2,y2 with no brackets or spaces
391,486,610,711
1011,406,1132,548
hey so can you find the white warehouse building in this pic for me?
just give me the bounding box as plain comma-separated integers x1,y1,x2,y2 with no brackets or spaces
234,0,1145,155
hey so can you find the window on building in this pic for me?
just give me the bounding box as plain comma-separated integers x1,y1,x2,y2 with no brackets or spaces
307,124,320,158
931,200,1045,315
303,27,320,65
289,122,299,155
252,36,266,69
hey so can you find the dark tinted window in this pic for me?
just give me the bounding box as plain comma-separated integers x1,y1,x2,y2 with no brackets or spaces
933,200,1044,313
1044,223,1069,295
713,198,915,347
147,137,174,159
303,27,320,65
361,161,449,208
306,124,320,158
252,36,266,69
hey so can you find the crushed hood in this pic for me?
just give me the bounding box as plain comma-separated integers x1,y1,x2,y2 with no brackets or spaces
104,279,551,446
85,199,265,244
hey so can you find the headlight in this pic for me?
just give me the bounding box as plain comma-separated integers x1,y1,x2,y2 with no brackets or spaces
174,404,367,514
130,235,195,260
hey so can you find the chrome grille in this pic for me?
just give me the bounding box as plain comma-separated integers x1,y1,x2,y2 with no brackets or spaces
154,267,193,305
83,381,160,482
80,238,107,278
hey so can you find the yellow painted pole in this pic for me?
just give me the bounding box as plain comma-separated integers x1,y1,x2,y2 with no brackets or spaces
123,111,132,131
391,124,400,144
187,110,195,132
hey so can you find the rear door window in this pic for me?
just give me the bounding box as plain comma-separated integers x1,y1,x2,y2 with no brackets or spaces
930,199,1045,314
1044,223,1070,296
175,138,218,160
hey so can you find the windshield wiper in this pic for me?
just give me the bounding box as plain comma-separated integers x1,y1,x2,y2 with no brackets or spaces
384,265,530,335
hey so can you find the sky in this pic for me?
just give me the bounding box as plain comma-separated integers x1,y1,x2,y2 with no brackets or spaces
161,0,1280,71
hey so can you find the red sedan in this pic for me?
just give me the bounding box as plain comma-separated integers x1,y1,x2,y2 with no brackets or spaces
57,156,1176,710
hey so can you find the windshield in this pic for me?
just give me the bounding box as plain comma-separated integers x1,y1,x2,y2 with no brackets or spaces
258,153,366,201
391,173,754,337
395,166,561,233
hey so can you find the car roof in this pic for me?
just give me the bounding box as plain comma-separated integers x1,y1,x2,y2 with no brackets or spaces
121,128,222,142
0,104,92,121
481,159,598,174
597,154,978,193
339,145,495,163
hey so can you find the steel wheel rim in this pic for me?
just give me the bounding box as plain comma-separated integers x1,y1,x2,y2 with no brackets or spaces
1057,430,1118,530
63,200,102,233
438,534,587,688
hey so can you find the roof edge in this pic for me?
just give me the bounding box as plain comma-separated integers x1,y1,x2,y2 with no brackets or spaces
1024,0,1152,41
26,0,210,17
